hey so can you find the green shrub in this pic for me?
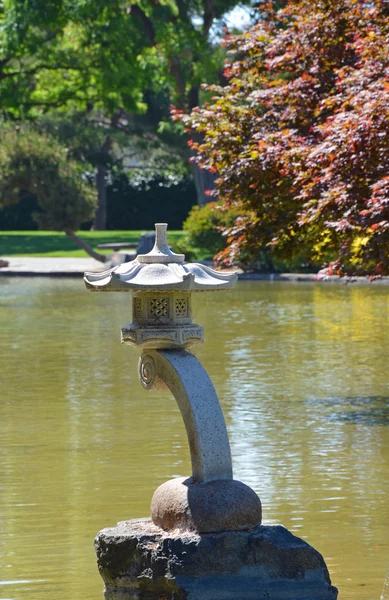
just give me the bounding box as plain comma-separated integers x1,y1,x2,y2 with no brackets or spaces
177,199,325,272
0,125,96,232
180,201,247,260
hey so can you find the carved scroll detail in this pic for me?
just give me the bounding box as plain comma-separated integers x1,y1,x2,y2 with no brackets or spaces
138,355,157,390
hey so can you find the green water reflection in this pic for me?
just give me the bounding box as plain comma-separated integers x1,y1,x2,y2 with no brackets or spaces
1,278,388,600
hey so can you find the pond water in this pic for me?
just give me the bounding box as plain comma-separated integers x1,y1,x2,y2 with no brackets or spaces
1,278,389,600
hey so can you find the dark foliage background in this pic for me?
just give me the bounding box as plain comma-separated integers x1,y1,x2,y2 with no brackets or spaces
0,175,197,231
106,175,196,230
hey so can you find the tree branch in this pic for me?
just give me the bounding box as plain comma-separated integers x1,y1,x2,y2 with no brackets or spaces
203,0,215,36
175,0,191,24
64,230,107,263
129,5,156,45
168,56,186,108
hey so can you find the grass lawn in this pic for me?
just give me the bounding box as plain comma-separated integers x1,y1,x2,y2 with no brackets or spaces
0,230,185,257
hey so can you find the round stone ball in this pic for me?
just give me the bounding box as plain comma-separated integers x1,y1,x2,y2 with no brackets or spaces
151,477,262,533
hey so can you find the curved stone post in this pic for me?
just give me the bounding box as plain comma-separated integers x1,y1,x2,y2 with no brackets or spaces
139,348,261,532
139,349,233,483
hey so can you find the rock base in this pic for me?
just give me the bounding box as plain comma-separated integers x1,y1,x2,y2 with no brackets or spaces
95,518,338,600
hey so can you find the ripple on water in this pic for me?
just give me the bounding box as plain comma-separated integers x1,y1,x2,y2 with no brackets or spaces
308,395,389,426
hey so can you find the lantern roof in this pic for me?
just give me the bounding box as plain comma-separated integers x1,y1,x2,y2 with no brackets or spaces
84,223,238,292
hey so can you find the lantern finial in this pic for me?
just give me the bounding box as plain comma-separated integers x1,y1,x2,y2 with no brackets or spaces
137,223,185,264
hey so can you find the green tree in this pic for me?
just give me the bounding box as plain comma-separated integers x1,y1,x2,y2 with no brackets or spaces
0,126,105,261
178,0,389,277
1,0,255,226
1,0,153,228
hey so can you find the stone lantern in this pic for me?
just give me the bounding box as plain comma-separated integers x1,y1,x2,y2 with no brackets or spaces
85,222,261,531
85,223,338,600
85,222,235,350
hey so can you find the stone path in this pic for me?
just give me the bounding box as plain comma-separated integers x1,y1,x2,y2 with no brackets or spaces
0,256,105,277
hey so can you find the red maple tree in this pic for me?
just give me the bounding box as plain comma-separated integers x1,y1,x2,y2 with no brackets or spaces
175,0,389,276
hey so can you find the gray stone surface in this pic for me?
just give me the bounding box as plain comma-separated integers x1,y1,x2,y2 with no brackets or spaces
140,350,233,484
151,476,261,533
95,518,338,600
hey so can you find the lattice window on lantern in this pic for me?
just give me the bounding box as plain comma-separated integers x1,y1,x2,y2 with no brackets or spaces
175,297,188,317
135,297,142,317
149,297,169,317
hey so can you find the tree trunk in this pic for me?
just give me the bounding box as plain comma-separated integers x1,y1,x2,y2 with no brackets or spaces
92,134,113,231
191,162,218,205
64,230,107,263
189,131,217,205
93,163,108,230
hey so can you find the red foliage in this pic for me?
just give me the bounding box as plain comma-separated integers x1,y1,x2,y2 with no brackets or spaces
174,0,389,276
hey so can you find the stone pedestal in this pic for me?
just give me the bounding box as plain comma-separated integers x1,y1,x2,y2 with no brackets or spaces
95,518,338,600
